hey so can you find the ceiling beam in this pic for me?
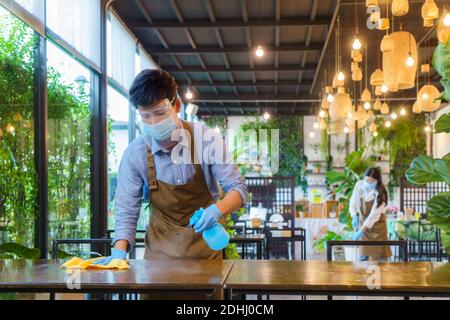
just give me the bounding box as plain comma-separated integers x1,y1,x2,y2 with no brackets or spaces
192,94,321,103
164,64,317,73
127,17,330,29
177,80,313,87
146,44,323,55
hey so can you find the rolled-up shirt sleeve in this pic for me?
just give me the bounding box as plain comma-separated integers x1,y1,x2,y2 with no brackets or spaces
206,129,248,207
112,148,144,251
349,180,363,217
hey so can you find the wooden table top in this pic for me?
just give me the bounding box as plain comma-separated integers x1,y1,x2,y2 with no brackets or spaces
0,259,234,291
225,260,450,294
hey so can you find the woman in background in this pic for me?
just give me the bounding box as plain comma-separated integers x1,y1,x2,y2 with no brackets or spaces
350,167,392,261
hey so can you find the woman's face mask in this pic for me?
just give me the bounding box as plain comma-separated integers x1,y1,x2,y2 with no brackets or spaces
363,178,378,192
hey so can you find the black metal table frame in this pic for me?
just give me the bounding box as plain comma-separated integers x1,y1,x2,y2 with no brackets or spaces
224,288,450,300
0,287,224,300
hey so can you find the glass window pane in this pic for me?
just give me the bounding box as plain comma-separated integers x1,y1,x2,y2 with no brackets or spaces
47,41,92,247
107,12,135,90
12,0,44,23
0,6,37,246
107,86,129,231
46,0,101,67
139,44,157,71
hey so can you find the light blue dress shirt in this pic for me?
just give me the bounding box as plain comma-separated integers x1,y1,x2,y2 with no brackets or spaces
112,121,248,250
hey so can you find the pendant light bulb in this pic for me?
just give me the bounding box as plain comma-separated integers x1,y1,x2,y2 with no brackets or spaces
185,89,193,100
319,110,326,118
343,126,350,134
255,45,264,58
313,121,320,130
391,112,398,120
373,131,378,137
424,125,431,132
327,93,334,103
363,101,371,110
400,107,407,116
337,71,345,81
309,130,316,138
445,13,450,26
406,53,415,67
263,111,271,120
381,84,388,93
352,37,362,50
385,120,392,128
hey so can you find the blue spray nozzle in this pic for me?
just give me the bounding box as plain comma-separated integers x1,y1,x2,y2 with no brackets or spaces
189,208,204,227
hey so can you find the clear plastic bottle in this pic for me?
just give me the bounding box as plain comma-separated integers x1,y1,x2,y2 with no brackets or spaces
189,209,230,251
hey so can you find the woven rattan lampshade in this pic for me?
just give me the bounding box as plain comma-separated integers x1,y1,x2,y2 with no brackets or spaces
421,0,439,20
366,0,378,7
421,64,430,73
392,0,409,16
423,18,434,27
378,18,390,30
356,105,369,128
352,67,363,81
321,97,330,110
373,98,382,110
369,122,377,132
361,88,371,102
332,73,344,88
437,16,450,43
351,49,363,63
329,87,352,121
382,31,417,90
370,69,384,86
375,85,382,96
418,84,441,112
380,102,390,114
412,100,422,113
351,61,359,72
380,35,394,52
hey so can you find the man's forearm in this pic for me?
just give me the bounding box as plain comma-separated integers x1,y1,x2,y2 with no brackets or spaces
216,190,243,216
114,239,129,251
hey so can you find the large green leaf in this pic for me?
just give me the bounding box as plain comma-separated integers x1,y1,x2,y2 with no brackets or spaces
427,193,450,253
325,171,346,184
427,192,450,219
406,156,443,185
434,159,450,186
435,113,450,133
0,243,40,259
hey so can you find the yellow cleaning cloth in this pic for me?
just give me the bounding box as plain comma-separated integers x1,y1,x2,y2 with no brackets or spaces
60,256,129,270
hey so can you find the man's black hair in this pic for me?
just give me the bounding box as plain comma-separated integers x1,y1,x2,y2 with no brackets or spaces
129,69,177,109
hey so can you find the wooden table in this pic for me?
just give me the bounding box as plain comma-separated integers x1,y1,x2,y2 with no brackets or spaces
224,260,450,299
229,234,266,259
0,259,234,300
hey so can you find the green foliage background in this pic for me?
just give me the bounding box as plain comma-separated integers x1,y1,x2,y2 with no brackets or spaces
0,10,91,246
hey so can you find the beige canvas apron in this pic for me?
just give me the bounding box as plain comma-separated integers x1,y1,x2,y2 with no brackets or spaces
143,120,222,261
359,197,392,260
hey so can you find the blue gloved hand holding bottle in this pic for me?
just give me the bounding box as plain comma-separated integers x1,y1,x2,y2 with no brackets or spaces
190,204,222,233
352,215,359,230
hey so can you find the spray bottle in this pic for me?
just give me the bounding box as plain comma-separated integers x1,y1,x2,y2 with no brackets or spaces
189,208,230,250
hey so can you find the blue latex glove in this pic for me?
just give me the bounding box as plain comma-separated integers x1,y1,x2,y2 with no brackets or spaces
352,229,364,241
352,216,359,230
91,248,127,266
190,205,222,233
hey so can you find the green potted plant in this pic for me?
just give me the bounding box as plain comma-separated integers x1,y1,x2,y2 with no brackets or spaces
405,112,450,252
313,162,322,174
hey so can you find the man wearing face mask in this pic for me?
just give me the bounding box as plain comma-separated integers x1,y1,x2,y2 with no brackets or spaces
349,167,392,261
94,69,247,265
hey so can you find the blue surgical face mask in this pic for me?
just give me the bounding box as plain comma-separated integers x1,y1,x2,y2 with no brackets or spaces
363,179,377,192
140,115,177,141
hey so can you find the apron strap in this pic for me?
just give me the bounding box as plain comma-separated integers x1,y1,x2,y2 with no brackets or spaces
147,147,158,191
181,120,203,177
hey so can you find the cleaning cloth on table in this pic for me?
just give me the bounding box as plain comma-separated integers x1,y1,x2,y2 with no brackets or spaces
60,256,129,270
